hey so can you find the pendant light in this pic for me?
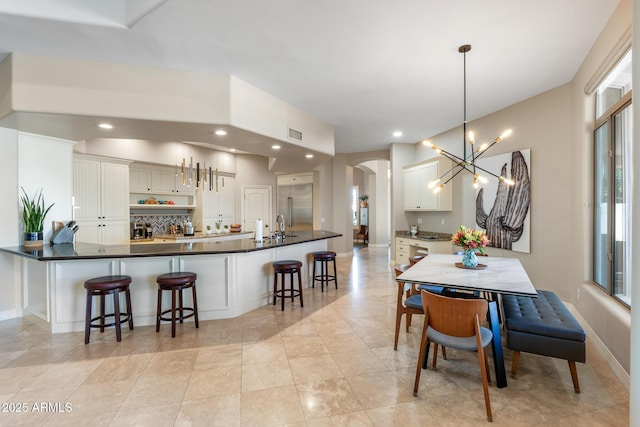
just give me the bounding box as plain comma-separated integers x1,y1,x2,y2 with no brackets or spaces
425,44,514,193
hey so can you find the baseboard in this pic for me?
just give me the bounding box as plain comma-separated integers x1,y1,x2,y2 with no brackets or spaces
565,301,630,391
336,251,353,258
367,243,389,248
0,309,18,321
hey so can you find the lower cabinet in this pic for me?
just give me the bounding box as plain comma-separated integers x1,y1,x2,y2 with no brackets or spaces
396,238,410,265
396,236,453,264
74,220,130,245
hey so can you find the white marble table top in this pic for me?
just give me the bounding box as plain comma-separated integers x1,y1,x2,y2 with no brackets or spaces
397,254,537,296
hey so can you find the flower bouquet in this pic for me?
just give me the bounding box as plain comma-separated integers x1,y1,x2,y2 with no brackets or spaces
451,225,490,268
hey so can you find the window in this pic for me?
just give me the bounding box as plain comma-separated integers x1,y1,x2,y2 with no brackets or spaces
593,50,632,307
352,186,359,226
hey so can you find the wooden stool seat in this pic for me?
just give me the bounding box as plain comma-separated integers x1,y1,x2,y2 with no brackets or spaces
273,260,303,311
311,251,337,292
156,272,199,337
84,275,133,344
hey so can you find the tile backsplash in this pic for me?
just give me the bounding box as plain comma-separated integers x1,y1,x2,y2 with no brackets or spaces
131,214,191,234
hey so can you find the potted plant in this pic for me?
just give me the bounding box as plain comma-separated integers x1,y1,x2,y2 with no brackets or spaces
223,224,230,234
206,225,212,235
20,187,54,248
359,194,369,207
215,220,222,233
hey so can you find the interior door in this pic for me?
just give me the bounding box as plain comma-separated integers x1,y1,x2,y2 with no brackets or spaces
243,186,272,234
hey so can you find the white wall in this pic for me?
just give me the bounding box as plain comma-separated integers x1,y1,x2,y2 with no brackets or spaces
0,127,19,318
78,138,237,174
569,0,632,380
18,133,75,242
631,1,640,422
315,160,334,233
0,129,75,319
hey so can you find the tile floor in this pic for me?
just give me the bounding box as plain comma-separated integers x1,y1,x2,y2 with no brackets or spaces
0,246,630,426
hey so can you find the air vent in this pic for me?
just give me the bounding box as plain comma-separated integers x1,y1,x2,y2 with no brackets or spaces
288,127,303,142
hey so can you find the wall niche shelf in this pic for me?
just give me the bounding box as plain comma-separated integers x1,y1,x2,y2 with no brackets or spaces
129,204,195,210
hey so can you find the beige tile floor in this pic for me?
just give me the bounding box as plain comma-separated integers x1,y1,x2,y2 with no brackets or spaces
0,246,630,426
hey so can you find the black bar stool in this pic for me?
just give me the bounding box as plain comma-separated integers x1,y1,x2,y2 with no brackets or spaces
84,275,133,344
311,251,337,292
273,260,303,311
156,272,199,337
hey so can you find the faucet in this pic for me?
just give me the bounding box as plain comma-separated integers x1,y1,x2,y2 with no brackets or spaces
275,214,285,239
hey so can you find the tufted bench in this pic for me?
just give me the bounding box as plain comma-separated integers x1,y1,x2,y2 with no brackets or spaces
502,290,586,393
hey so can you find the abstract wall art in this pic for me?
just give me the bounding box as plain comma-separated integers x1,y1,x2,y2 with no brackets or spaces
475,149,531,253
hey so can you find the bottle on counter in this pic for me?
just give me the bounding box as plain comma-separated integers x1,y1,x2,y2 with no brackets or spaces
184,221,194,236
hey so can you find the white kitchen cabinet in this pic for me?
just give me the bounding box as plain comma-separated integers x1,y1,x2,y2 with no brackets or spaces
196,176,235,230
403,158,452,211
395,236,453,264
74,220,130,245
130,167,151,192
151,167,176,194
129,164,195,196
73,155,130,244
152,166,196,195
396,237,410,265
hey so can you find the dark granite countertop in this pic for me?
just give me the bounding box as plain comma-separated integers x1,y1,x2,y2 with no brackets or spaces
1,230,341,261
395,230,452,242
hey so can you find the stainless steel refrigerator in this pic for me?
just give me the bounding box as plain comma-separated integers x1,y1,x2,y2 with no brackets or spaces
277,183,313,231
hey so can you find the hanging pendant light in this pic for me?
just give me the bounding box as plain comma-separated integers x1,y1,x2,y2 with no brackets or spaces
426,44,514,193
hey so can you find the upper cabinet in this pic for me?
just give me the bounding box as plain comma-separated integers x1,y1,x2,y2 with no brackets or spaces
74,156,130,221
194,175,236,230
403,158,452,211
130,165,194,196
129,167,152,193
73,155,130,244
129,164,196,209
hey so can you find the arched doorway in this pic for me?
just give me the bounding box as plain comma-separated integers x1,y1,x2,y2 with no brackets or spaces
352,160,391,248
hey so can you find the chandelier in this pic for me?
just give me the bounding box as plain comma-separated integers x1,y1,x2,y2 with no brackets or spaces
425,44,514,193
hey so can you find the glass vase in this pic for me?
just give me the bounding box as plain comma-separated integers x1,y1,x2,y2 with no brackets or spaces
462,249,478,268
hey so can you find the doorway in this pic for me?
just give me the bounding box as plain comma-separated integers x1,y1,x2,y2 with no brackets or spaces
242,186,272,235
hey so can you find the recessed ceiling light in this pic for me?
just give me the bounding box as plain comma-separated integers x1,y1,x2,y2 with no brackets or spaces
229,148,237,152
271,145,281,150
393,130,403,138
98,123,114,130
305,154,314,159
214,129,227,136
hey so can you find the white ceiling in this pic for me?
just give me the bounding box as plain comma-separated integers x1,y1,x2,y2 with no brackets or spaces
0,0,620,154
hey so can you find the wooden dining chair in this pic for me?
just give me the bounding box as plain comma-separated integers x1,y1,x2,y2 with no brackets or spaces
414,290,494,422
356,225,368,244
394,264,424,350
393,264,446,358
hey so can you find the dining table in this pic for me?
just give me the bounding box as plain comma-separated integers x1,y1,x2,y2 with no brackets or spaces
396,253,537,388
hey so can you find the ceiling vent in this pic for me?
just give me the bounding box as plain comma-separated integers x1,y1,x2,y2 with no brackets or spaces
288,127,303,142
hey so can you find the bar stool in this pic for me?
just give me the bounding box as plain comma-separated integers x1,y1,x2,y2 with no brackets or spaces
84,275,133,344
273,260,303,311
311,251,337,292
156,272,199,338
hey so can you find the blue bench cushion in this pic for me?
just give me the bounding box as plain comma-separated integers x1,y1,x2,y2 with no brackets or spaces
502,290,586,363
502,290,585,342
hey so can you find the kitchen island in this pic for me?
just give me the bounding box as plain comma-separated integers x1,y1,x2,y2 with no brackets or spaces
1,230,340,333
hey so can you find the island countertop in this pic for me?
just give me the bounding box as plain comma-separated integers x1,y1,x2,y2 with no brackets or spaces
1,230,341,261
